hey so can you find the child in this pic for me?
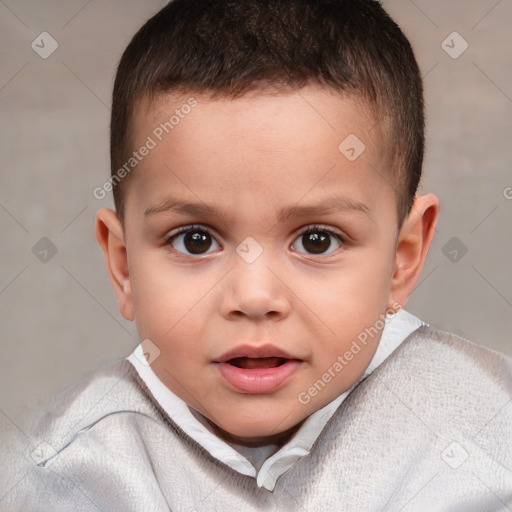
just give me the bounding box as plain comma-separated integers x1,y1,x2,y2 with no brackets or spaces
3,0,511,510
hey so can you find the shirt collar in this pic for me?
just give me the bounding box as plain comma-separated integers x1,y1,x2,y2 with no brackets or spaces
127,309,425,491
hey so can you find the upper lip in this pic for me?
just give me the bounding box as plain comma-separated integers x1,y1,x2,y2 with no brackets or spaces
214,344,301,363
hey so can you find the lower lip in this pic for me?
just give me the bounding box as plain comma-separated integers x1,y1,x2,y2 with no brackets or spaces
215,360,301,394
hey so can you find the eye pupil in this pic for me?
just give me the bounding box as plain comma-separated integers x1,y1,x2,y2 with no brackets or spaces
184,231,212,254
302,232,331,254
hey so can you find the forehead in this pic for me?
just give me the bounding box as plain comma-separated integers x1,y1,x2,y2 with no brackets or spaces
125,85,393,223
133,86,381,151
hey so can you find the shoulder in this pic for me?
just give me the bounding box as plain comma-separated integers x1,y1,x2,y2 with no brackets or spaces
30,359,162,455
1,359,178,510
312,325,512,506
361,324,512,461
5,358,171,474
385,324,512,401
332,323,512,459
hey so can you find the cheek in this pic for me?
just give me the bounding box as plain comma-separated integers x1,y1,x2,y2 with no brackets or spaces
351,241,396,302
129,252,214,340
353,259,394,308
292,251,394,364
296,252,393,319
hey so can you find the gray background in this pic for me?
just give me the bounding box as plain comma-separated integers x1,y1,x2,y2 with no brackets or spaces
1,0,511,435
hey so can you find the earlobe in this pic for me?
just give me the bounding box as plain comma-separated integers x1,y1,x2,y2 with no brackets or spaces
95,208,134,321
388,194,440,309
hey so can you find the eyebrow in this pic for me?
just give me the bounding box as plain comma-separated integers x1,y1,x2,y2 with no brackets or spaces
144,195,371,222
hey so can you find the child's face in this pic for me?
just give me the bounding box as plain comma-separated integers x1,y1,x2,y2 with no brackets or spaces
98,85,435,445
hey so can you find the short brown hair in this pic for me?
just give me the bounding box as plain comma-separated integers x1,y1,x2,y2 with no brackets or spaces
110,0,424,226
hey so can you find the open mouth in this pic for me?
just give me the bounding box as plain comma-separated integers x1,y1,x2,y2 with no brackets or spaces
215,344,302,392
218,356,301,393
227,357,289,369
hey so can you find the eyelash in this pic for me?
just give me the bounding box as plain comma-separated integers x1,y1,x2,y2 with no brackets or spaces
294,224,346,257
164,224,346,259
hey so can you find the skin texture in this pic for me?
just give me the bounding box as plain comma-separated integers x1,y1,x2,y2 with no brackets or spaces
96,85,439,447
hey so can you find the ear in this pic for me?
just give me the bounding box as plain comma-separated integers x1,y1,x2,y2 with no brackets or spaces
95,208,134,321
388,194,440,309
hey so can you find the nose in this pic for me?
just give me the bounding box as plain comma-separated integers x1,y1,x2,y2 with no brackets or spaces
220,252,292,322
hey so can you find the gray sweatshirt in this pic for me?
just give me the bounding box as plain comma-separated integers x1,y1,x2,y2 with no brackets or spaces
2,325,511,511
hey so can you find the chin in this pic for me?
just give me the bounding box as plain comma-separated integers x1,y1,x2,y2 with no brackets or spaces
210,413,304,446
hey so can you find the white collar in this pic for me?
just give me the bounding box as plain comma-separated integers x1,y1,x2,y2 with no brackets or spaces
127,309,425,491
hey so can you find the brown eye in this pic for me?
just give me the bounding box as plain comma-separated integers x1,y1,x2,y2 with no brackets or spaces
291,227,343,256
302,232,331,254
168,226,220,255
183,231,212,254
